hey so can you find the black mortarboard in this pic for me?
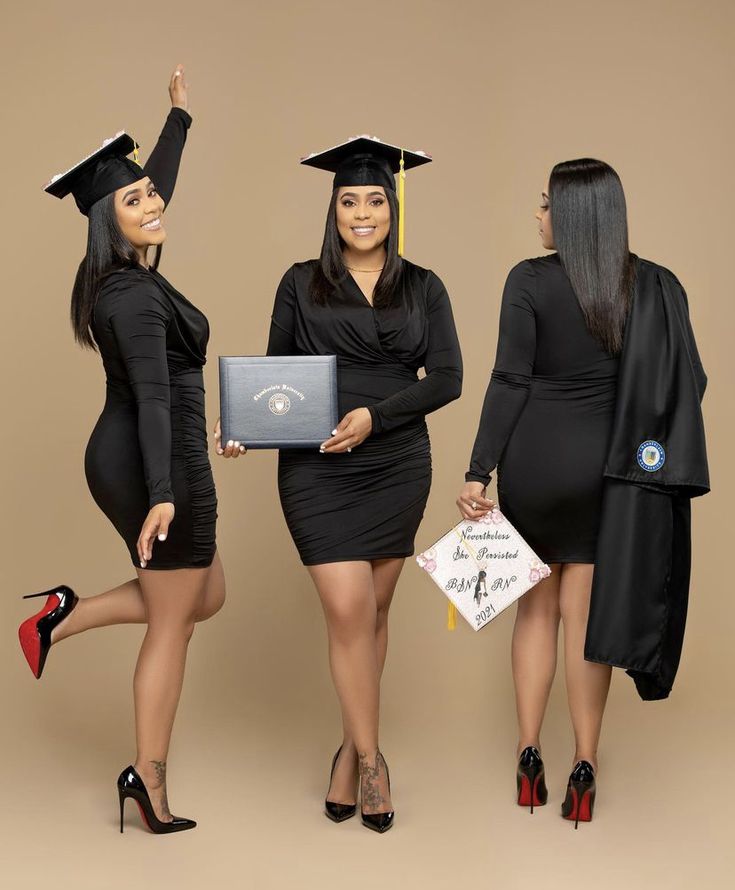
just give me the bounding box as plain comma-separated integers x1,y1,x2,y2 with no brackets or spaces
44,131,144,215
300,136,432,255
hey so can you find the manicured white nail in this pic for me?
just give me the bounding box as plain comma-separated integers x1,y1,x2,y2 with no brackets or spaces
140,560,146,568
239,446,245,452
347,448,352,452
158,534,166,541
319,447,325,453
227,440,234,447
331,429,337,435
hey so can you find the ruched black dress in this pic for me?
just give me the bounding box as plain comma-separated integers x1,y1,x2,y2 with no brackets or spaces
84,109,217,569
268,260,462,565
466,254,619,564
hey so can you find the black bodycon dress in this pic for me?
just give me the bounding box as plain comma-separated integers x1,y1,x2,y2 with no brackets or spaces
466,254,619,564
84,109,217,569
267,260,463,565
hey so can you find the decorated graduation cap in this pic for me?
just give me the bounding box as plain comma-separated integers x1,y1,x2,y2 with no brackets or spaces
44,131,144,216
300,136,432,256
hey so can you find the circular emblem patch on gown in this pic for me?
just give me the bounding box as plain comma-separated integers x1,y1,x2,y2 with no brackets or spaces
637,440,665,472
269,393,291,415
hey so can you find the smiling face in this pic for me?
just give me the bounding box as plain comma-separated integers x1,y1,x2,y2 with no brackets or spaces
335,185,391,253
114,176,166,261
535,182,555,250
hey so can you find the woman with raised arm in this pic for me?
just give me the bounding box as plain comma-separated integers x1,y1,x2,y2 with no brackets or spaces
19,66,224,834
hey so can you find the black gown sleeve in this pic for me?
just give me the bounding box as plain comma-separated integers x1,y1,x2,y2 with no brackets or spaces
107,282,175,507
367,272,463,433
465,261,537,485
266,267,299,356
143,107,192,208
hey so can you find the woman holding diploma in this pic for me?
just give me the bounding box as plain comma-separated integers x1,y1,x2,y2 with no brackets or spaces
457,159,707,827
219,137,462,831
18,67,224,834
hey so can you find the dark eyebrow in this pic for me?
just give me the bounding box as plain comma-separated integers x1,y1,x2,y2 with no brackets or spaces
340,190,385,198
122,179,154,201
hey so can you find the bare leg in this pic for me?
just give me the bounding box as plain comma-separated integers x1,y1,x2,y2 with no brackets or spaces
331,558,404,804
309,561,391,814
51,552,226,644
511,566,562,754
372,557,404,678
131,563,217,822
559,563,611,771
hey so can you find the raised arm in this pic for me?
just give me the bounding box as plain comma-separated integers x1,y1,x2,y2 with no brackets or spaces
143,65,192,208
367,271,463,433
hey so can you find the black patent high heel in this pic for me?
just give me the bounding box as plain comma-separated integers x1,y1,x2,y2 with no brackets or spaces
324,746,358,823
516,746,548,813
18,586,78,679
561,760,596,829
360,751,394,834
117,766,196,834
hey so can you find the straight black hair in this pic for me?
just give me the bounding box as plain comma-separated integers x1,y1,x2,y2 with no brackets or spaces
309,186,404,308
549,158,634,355
70,193,162,349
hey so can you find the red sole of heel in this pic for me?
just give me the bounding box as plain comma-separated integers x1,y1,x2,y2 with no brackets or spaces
517,774,545,808
564,788,593,824
18,595,59,678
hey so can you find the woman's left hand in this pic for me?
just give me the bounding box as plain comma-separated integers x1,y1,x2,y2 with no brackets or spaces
169,64,190,113
320,408,373,453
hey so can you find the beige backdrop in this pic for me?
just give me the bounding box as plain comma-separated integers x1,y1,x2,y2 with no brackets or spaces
1,1,732,888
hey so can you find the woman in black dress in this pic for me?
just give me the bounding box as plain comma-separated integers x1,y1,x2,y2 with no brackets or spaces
18,67,224,833
457,159,638,826
219,138,462,831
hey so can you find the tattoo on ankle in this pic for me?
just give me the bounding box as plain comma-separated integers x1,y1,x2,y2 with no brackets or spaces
149,760,167,788
359,751,386,811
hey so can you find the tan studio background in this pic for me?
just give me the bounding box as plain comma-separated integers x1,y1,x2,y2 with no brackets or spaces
1,2,732,888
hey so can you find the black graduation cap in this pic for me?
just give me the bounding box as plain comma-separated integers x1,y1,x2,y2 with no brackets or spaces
44,131,144,216
301,136,433,255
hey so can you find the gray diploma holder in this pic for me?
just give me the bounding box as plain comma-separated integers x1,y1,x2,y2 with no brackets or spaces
219,355,339,449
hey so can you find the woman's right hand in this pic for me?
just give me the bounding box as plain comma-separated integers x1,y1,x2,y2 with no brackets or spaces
137,502,175,568
214,418,247,459
457,482,495,521
169,64,190,113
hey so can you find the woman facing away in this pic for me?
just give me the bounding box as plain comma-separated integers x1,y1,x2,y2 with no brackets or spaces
457,158,703,827
217,137,462,832
18,66,224,834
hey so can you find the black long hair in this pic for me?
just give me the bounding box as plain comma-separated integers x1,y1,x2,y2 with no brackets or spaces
70,193,162,349
309,186,404,308
549,158,634,355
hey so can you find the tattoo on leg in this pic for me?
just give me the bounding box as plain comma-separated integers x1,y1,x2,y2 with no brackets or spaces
149,760,167,788
359,751,386,811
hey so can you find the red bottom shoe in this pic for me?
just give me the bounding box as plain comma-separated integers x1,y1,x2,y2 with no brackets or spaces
561,760,596,828
516,746,548,813
18,586,78,679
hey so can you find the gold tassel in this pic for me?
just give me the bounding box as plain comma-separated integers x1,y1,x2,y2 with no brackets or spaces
447,601,457,631
398,150,406,257
133,142,141,167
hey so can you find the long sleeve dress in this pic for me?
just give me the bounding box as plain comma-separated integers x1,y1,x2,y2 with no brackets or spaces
84,108,217,569
466,254,619,564
267,259,462,565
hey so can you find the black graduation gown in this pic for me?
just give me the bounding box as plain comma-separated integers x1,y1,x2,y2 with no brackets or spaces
584,258,710,700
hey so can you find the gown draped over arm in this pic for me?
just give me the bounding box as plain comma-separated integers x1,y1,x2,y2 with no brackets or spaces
466,261,537,485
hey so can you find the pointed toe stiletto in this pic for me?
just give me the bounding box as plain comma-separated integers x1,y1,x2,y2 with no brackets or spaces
18,585,78,679
360,753,394,834
117,766,196,834
561,760,596,829
324,746,357,823
516,746,548,813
